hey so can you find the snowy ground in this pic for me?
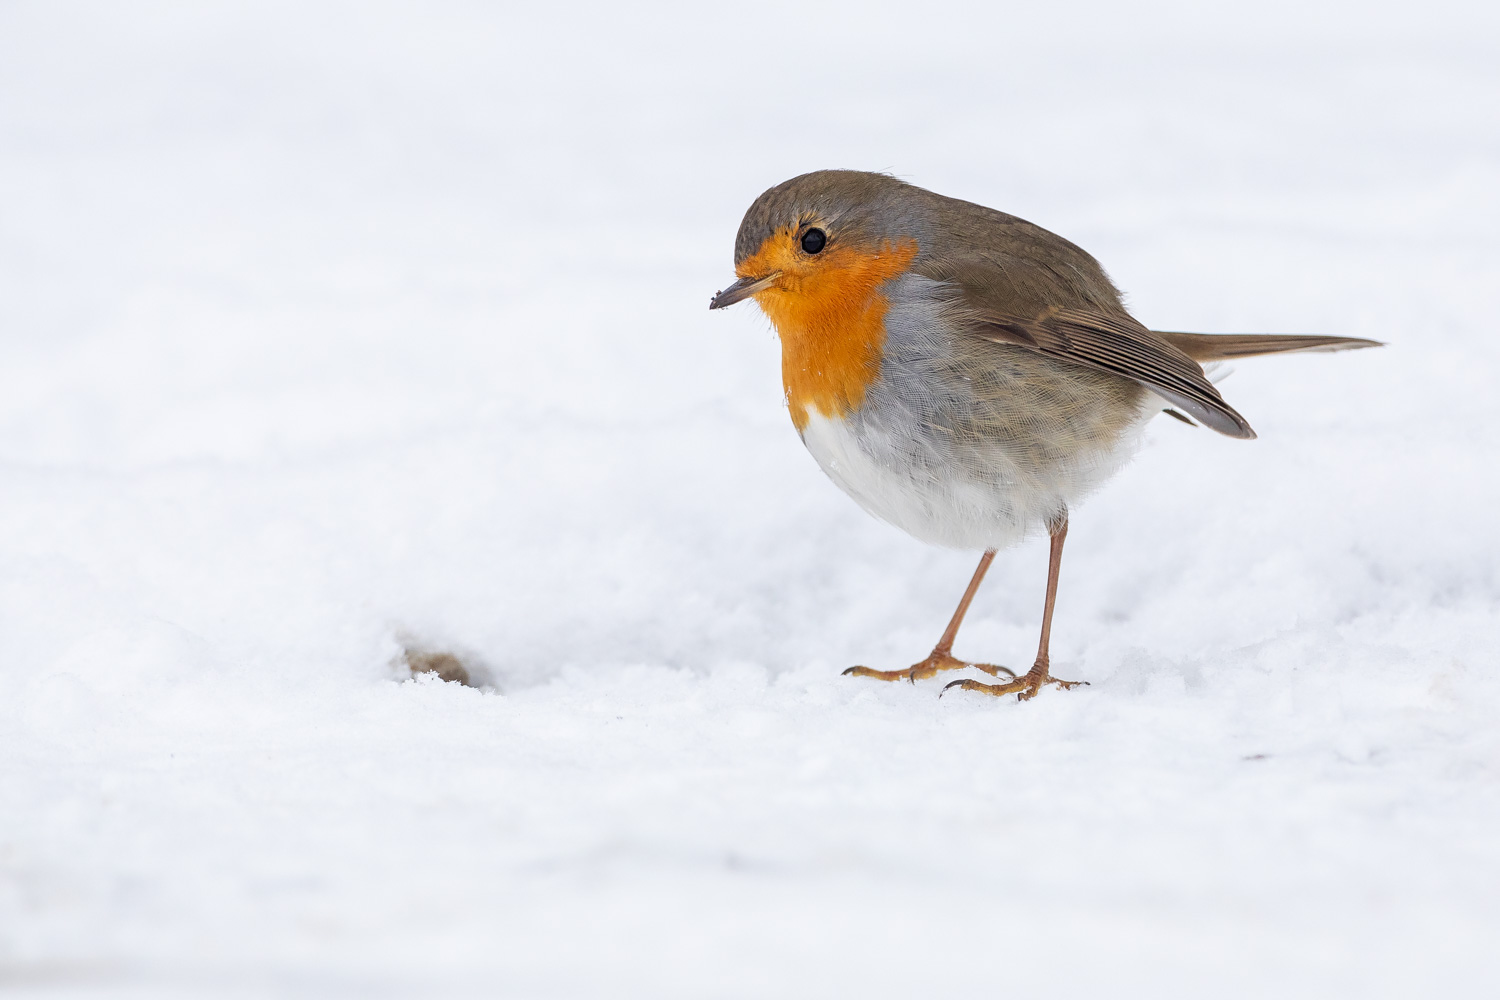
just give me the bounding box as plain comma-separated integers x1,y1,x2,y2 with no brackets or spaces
3,1,1499,996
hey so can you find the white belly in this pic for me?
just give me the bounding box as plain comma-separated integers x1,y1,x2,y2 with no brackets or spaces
798,402,1149,551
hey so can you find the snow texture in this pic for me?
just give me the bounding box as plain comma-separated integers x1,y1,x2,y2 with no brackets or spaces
2,1,1498,996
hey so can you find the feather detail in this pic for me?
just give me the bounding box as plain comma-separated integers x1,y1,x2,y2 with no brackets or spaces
1154,332,1383,361
969,308,1258,439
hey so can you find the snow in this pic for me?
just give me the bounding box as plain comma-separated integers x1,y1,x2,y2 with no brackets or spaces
2,1,1499,995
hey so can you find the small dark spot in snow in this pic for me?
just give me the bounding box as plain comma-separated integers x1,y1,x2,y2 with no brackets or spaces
405,650,474,687
398,635,497,689
1243,753,1269,761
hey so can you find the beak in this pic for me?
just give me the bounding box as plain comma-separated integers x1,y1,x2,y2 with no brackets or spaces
708,272,779,310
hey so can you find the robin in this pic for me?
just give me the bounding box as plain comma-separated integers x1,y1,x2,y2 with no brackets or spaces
709,170,1379,702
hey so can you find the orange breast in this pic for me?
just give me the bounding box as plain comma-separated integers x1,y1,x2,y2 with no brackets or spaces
740,233,919,431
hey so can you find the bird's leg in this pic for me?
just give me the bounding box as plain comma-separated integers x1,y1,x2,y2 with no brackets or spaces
943,514,1089,701
843,550,1017,683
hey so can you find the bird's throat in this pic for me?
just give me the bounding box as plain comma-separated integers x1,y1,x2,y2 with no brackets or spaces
749,238,919,431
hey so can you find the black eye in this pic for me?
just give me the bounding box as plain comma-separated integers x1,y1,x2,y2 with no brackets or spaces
800,228,826,254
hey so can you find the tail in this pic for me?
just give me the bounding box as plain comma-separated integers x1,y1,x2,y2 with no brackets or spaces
1155,331,1383,362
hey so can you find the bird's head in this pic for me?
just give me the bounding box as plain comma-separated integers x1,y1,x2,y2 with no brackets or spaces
708,170,927,321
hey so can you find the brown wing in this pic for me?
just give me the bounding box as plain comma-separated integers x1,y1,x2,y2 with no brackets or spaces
905,193,1378,439
1155,331,1383,361
970,308,1257,439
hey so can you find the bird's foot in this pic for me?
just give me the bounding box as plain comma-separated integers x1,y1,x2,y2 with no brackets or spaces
843,649,1016,685
941,661,1088,702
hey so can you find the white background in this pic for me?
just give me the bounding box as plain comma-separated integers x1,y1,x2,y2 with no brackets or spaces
2,1,1498,996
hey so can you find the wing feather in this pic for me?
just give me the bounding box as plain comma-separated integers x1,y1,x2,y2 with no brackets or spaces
1155,331,1382,360
970,308,1257,439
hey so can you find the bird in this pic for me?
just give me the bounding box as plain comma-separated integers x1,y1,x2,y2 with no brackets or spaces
709,170,1379,702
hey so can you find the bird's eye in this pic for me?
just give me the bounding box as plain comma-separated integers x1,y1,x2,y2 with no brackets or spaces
800,228,827,254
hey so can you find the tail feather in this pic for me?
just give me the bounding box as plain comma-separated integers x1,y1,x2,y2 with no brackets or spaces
1156,331,1383,362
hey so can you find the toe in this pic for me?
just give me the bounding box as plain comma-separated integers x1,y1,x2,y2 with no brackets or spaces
941,677,1027,699
843,666,912,682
